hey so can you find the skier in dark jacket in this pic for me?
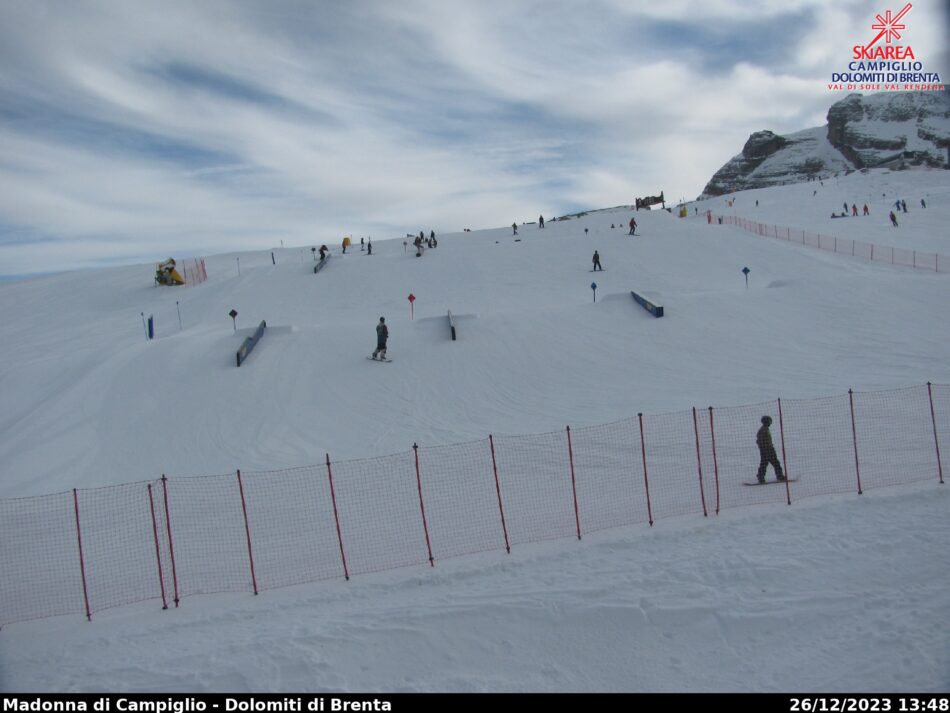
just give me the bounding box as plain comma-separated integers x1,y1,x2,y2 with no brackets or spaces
756,416,785,483
372,317,388,360
592,250,602,271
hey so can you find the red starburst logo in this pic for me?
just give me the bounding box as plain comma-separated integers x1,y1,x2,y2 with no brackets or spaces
866,3,912,49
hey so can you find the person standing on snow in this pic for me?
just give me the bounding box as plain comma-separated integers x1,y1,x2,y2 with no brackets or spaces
628,217,637,235
372,317,389,360
539,215,545,228
889,211,899,227
512,222,518,235
756,416,785,484
592,250,602,271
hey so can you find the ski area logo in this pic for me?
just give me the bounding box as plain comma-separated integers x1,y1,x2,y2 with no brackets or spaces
828,3,944,92
858,3,913,58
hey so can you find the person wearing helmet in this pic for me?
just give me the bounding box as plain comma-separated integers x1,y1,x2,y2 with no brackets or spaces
756,415,785,484
372,317,389,360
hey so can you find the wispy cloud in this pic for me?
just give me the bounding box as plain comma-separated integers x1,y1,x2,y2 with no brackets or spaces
0,0,944,275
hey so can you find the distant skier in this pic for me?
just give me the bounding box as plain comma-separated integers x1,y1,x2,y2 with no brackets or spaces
863,204,869,216
539,215,545,228
367,240,372,255
889,211,899,227
901,199,908,213
592,250,602,271
851,204,858,216
430,230,435,242
319,244,328,261
756,416,785,484
512,222,518,236
361,237,365,251
628,217,637,235
921,198,927,209
371,317,388,360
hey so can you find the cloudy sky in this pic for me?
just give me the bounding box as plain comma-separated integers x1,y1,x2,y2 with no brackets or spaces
0,0,947,276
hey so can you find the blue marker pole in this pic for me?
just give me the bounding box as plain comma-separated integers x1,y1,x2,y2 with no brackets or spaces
591,282,597,303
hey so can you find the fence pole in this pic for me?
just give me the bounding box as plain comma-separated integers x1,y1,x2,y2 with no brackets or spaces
709,407,721,515
412,444,435,566
565,426,582,540
927,383,944,484
848,390,864,495
235,470,259,594
160,475,180,607
488,435,511,553
72,489,92,621
692,407,708,516
777,399,791,506
638,414,654,526
147,484,169,609
325,454,350,580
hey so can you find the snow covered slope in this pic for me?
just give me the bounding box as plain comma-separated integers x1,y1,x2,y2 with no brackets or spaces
0,169,948,692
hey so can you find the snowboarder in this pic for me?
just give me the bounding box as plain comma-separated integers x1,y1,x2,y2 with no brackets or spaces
430,230,435,242
921,198,927,209
756,416,785,484
539,215,545,228
851,204,858,216
367,240,372,255
512,222,518,236
318,245,328,261
901,199,907,213
592,251,602,271
361,237,365,251
863,204,869,215
372,317,388,360
889,211,899,227
628,217,637,235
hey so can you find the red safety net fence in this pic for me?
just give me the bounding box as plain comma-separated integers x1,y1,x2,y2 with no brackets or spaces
1,383,946,627
718,216,949,272
181,258,208,285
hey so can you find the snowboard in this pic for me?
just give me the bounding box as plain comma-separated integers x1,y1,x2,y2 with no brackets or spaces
589,269,606,272
367,356,392,362
742,477,799,486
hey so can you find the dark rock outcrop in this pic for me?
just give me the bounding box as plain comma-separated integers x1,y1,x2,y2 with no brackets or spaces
700,92,950,198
